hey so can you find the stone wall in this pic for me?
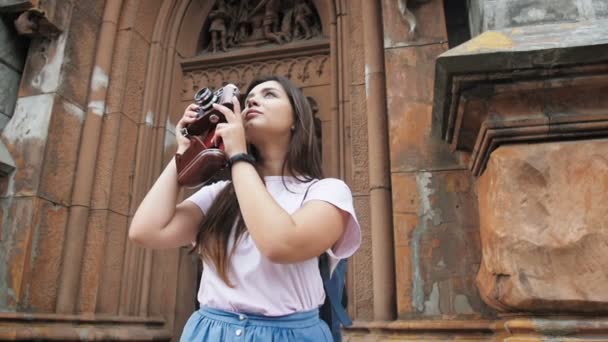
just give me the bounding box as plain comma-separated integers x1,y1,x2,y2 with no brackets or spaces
380,0,490,319
1,0,607,341
342,0,375,321
0,0,376,340
426,0,608,338
469,0,608,36
0,1,172,339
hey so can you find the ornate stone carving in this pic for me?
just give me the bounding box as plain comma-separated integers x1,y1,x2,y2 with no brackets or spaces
397,0,431,35
0,1,62,38
207,0,231,52
182,54,329,99
201,0,322,53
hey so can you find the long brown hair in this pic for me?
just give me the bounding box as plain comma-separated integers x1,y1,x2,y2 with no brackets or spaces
192,75,323,285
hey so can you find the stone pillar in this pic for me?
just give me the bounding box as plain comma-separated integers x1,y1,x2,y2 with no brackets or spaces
0,1,172,340
361,0,397,321
433,9,608,339
380,0,488,320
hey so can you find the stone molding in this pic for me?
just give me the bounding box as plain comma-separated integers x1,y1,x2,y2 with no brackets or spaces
433,19,608,175
0,312,170,341
346,316,608,340
181,52,330,99
450,67,608,176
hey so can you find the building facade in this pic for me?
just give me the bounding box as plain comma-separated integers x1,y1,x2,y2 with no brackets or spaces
0,0,607,340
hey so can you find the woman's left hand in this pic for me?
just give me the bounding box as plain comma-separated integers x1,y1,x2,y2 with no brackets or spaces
212,97,248,158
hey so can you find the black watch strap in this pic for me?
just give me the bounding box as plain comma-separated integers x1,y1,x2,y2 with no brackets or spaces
228,153,256,168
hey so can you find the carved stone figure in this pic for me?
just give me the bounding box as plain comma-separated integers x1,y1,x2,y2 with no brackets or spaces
293,1,313,39
224,0,240,48
261,0,289,44
208,0,230,52
279,5,294,42
397,0,431,36
231,0,251,46
201,0,321,53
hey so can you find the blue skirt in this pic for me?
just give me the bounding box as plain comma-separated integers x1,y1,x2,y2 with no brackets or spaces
180,306,333,341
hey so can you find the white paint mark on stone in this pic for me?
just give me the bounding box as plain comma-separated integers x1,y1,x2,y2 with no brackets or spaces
417,172,439,223
63,101,85,121
91,66,109,92
2,94,54,143
1,95,54,198
384,37,394,48
164,129,176,152
6,175,15,197
146,111,154,126
166,117,175,134
31,34,67,93
88,101,105,116
423,282,441,315
412,171,442,312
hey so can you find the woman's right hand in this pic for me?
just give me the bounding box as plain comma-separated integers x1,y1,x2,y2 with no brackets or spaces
176,103,200,154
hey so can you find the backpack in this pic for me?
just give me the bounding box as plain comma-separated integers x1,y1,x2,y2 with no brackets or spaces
302,181,353,342
319,254,352,342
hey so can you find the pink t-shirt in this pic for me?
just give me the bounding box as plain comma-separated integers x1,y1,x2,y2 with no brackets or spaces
186,176,361,316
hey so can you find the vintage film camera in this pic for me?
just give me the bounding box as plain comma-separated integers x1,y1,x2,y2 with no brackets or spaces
175,84,240,187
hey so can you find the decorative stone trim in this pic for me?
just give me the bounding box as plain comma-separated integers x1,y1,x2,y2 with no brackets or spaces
181,50,330,98
0,312,171,341
345,317,608,339
432,19,608,176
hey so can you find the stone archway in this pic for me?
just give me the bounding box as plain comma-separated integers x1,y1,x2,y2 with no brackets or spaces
0,0,363,340
124,0,347,338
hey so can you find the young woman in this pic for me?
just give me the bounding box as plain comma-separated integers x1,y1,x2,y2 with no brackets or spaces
129,75,361,341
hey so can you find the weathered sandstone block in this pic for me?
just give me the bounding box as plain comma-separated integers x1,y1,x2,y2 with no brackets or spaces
477,139,608,312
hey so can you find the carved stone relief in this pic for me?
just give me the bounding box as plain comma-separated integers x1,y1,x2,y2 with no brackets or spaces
397,0,431,35
201,0,322,53
181,54,329,99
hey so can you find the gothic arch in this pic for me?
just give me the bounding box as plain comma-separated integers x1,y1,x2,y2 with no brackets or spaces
108,0,349,337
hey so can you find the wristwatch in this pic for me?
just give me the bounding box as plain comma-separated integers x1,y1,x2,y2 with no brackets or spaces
228,153,256,168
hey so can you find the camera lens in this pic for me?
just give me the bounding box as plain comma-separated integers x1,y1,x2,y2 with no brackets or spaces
194,88,217,113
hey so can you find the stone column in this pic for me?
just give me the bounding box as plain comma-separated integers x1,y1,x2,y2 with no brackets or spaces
361,0,397,321
0,1,172,340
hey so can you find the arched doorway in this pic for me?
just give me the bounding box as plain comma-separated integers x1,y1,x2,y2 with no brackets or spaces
126,0,348,338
